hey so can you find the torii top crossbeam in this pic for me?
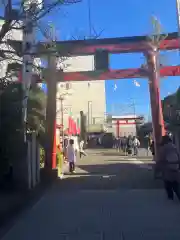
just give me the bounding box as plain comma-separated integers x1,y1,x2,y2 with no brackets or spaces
7,32,179,56
38,32,179,55
10,31,180,82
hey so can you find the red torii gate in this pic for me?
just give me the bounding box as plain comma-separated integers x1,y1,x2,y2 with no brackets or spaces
38,32,180,168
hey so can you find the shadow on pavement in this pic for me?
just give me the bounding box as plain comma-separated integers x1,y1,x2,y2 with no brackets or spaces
0,169,55,237
57,162,163,191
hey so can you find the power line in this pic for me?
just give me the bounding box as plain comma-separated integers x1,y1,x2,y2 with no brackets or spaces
87,0,92,89
87,0,92,38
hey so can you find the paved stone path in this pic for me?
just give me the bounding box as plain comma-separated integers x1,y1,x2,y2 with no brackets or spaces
1,149,180,240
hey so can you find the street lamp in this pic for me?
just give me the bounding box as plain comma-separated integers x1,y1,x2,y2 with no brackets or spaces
56,92,72,147
87,101,92,131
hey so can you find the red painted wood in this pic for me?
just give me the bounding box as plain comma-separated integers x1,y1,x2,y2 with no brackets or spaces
58,38,179,55
116,120,120,137
58,65,180,82
52,121,57,169
35,65,180,83
61,68,146,81
113,122,136,125
112,117,141,120
159,65,180,77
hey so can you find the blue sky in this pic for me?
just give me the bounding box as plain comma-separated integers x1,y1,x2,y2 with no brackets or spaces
43,0,180,118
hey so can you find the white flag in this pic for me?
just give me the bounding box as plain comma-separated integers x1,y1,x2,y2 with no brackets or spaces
114,83,117,91
133,80,140,87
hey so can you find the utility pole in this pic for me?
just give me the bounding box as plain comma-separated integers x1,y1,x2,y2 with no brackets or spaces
87,0,92,38
131,100,136,117
176,0,180,36
22,1,41,141
12,0,41,189
87,101,92,131
56,93,71,147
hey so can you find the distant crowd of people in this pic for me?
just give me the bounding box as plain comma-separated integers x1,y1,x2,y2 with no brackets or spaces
113,135,140,156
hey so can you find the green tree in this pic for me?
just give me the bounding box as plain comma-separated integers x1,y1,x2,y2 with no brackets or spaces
0,82,46,133
0,82,46,177
27,85,46,132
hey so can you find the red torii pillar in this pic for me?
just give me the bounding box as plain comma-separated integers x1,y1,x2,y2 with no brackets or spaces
146,48,166,159
45,56,57,170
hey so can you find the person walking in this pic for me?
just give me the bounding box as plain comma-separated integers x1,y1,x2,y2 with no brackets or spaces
79,139,87,158
133,136,140,156
150,140,155,161
159,135,180,201
67,139,77,173
122,136,128,155
115,137,121,152
113,136,116,149
127,135,133,156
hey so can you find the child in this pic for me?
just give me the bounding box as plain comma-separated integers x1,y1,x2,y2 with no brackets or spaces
67,139,77,173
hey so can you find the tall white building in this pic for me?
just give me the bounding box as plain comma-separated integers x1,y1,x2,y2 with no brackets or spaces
56,55,106,131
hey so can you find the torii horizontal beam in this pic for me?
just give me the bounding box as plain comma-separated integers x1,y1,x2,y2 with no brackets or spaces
38,32,179,55
6,32,179,56
39,65,180,82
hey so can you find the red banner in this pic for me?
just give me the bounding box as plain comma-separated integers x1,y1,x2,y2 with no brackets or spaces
68,116,73,135
71,119,77,135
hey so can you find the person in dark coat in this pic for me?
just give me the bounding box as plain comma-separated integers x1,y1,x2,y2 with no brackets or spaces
127,135,133,156
121,136,127,155
150,140,155,160
159,135,180,201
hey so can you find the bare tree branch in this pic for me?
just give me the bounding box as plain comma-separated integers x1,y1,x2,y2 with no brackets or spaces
0,0,13,41
70,26,105,40
0,0,82,39
0,0,82,85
